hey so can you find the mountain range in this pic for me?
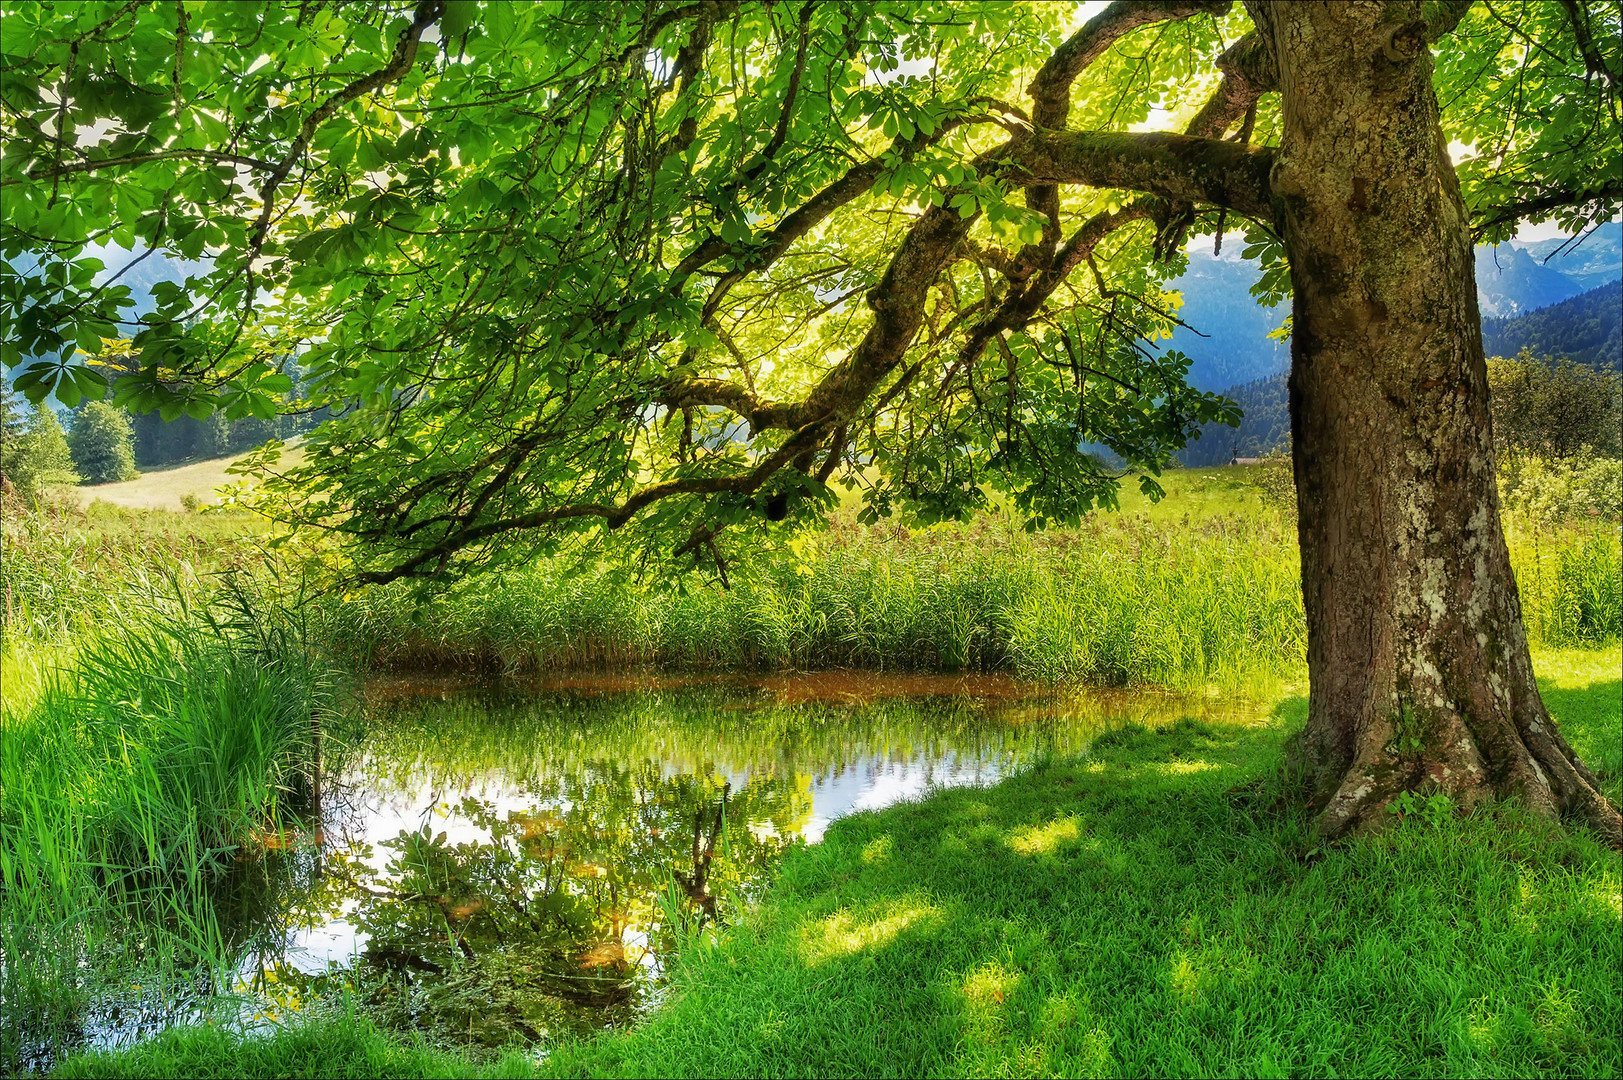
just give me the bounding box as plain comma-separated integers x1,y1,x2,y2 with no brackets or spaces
1179,274,1622,465
1480,280,1622,371
1161,221,1621,393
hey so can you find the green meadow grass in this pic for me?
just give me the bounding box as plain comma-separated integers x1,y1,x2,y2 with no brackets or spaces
0,498,268,644
51,647,1622,1079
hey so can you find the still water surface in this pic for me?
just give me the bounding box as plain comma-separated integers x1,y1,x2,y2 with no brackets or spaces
73,673,1244,1057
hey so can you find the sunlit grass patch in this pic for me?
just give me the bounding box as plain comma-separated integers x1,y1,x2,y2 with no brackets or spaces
1005,816,1082,856
860,835,892,864
533,657,1621,1080
799,897,942,965
1531,644,1622,804
959,959,1023,1043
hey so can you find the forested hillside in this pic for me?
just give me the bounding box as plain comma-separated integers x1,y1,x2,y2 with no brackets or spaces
1180,374,1289,466
1481,281,1623,371
1151,251,1291,392
129,397,324,467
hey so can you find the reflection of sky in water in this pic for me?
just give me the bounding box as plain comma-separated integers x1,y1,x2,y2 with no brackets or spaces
272,744,1007,971
801,751,1001,841
268,771,550,975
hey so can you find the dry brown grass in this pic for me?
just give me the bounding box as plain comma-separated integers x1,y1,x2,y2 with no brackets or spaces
50,444,306,512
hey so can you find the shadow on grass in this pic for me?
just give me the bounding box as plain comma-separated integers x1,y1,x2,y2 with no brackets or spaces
1542,678,1622,804
551,698,1621,1080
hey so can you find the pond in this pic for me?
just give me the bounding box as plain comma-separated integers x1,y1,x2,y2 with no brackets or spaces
32,673,1247,1064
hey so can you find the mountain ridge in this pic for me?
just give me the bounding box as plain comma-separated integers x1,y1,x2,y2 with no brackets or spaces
1160,222,1621,393
1179,275,1622,464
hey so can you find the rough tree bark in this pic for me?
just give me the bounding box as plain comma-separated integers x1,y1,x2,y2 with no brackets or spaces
1251,2,1621,843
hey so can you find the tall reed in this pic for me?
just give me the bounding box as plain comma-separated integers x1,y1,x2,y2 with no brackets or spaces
1509,522,1623,646
0,590,329,1069
0,495,260,645
321,512,1313,688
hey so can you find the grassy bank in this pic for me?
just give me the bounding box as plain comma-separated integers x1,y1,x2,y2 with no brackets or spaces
0,605,330,1069
543,652,1621,1079
50,647,1622,1079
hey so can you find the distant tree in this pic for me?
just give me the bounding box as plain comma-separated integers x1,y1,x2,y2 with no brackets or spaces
23,402,77,492
68,402,139,485
1487,351,1622,460
0,388,22,469
196,411,232,459
0,387,26,498
1,390,78,501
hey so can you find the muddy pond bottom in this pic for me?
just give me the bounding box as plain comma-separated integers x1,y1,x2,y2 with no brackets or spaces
51,674,1257,1061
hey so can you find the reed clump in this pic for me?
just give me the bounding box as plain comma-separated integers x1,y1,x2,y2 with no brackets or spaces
1508,523,1623,647
321,511,1311,688
0,592,330,1070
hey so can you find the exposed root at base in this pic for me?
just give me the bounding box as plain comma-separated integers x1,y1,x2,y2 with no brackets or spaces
1312,754,1622,850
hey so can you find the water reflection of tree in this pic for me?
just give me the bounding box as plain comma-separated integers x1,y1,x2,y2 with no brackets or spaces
355,688,1104,794
201,685,1206,1051
343,766,805,1049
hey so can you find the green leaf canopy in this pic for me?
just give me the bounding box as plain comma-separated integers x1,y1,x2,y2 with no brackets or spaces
2,1,1616,582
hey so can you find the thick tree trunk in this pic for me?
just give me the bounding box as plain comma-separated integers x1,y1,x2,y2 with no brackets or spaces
1255,2,1620,843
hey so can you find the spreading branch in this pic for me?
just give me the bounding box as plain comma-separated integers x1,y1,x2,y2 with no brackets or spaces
1470,180,1623,236
1005,128,1276,219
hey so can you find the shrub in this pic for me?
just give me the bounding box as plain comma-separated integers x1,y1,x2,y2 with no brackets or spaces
1498,451,1622,526
1486,351,1622,459
67,401,138,484
1250,445,1296,518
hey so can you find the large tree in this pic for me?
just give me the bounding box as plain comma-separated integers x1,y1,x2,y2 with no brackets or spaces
2,0,1619,841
